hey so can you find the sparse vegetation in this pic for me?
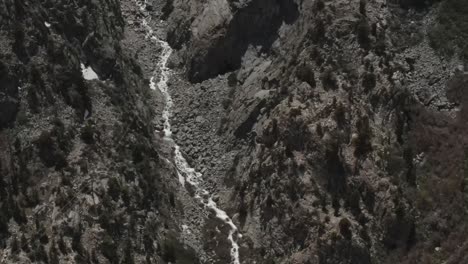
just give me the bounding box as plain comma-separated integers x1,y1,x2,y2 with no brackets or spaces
463,149,468,213
80,123,96,144
15,108,28,126
161,232,200,264
398,0,434,9
101,235,118,264
429,0,468,60
362,71,376,91
354,114,372,157
36,130,67,169
356,18,371,49
4,0,468,263
339,217,352,240
227,72,237,87
320,68,339,90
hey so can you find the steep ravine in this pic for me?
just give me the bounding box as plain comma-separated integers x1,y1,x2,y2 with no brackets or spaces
135,1,242,263
2,0,468,263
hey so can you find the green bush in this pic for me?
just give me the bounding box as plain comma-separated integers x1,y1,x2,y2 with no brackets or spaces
227,72,237,87
161,232,200,264
362,72,376,91
339,217,352,240
36,131,56,167
100,235,118,264
35,130,69,169
320,68,338,90
354,115,372,157
80,123,95,144
107,177,121,201
296,63,316,88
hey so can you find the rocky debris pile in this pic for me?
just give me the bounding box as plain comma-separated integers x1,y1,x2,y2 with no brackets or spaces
169,72,245,263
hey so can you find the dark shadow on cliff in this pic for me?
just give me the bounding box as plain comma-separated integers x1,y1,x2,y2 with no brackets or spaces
188,0,299,83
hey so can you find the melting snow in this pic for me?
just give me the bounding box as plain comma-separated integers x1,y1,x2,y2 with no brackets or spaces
80,63,99,80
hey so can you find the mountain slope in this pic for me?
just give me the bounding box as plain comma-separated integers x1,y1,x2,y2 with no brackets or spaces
162,0,468,263
0,0,197,263
1,0,468,263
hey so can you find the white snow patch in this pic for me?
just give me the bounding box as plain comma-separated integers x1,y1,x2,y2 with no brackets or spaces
84,109,90,119
81,63,99,80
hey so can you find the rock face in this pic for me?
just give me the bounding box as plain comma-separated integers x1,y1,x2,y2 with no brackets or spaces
167,0,299,83
2,0,468,263
163,0,468,263
0,0,195,263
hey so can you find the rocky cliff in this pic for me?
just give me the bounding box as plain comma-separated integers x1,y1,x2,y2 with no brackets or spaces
0,0,197,263
162,0,468,263
1,0,468,263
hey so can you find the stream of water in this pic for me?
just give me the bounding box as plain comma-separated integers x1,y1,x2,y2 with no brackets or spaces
135,2,241,263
